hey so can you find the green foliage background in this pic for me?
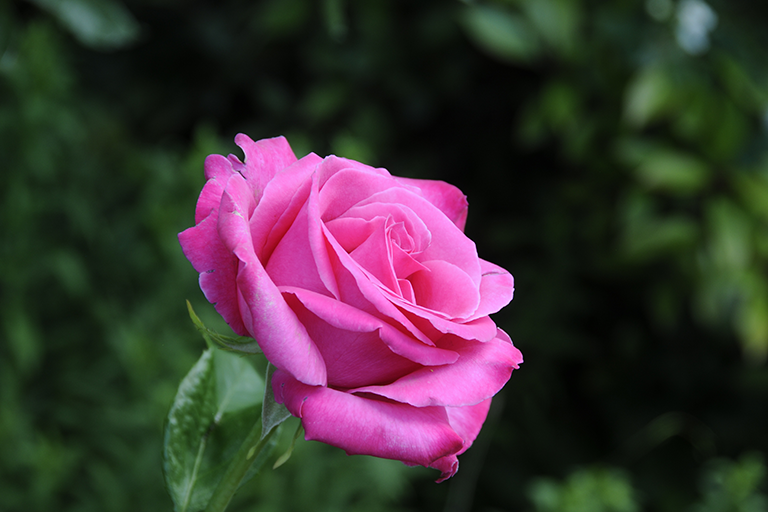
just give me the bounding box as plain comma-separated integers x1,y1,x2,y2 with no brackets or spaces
2,0,767,510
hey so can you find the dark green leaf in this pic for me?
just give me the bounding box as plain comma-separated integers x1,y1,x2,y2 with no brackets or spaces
27,0,140,50
461,5,540,63
261,362,291,441
163,349,265,512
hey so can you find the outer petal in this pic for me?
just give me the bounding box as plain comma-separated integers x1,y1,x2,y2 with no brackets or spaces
318,166,401,221
179,212,247,336
231,134,298,204
249,153,322,261
430,399,493,482
315,155,391,192
447,398,492,455
351,329,522,407
400,305,500,343
272,370,464,468
179,153,245,335
465,258,515,320
195,154,235,224
394,177,469,232
218,175,327,386
179,136,301,337
408,260,480,319
265,198,334,297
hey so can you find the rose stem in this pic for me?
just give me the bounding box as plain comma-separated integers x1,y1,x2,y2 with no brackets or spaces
204,418,276,512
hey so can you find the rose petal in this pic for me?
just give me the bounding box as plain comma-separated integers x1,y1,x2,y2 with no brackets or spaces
322,222,440,346
272,370,464,468
324,216,379,253
231,134,298,204
398,278,416,303
179,212,247,336
282,286,460,368
391,244,430,280
408,260,480,318
282,291,421,388
250,153,322,260
351,329,522,407
195,154,235,224
326,215,428,282
394,177,469,232
430,456,459,483
264,176,338,298
218,175,327,386
430,398,493,482
315,155,391,192
446,398,492,455
398,300,500,342
465,258,515,320
318,165,401,221
355,188,481,285
339,202,431,254
347,217,398,291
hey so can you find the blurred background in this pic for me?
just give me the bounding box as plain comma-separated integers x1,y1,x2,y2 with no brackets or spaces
2,0,768,510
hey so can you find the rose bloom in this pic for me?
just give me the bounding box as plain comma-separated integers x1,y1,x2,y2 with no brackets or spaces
179,135,522,481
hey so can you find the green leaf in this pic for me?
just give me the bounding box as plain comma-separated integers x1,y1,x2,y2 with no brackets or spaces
27,0,140,50
461,5,540,63
163,349,266,512
634,149,710,195
528,466,639,512
621,193,699,261
261,362,292,441
521,0,581,58
187,301,263,354
706,199,751,271
623,66,674,127
735,279,768,364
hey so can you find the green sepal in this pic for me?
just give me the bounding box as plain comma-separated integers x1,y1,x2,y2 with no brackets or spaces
261,362,292,441
187,300,263,354
163,348,269,512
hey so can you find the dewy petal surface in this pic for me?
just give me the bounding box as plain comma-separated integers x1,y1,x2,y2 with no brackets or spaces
273,370,465,467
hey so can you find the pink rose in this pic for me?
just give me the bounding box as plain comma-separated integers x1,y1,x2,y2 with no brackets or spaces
179,134,522,481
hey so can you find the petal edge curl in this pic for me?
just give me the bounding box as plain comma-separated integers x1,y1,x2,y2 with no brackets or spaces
272,370,464,469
